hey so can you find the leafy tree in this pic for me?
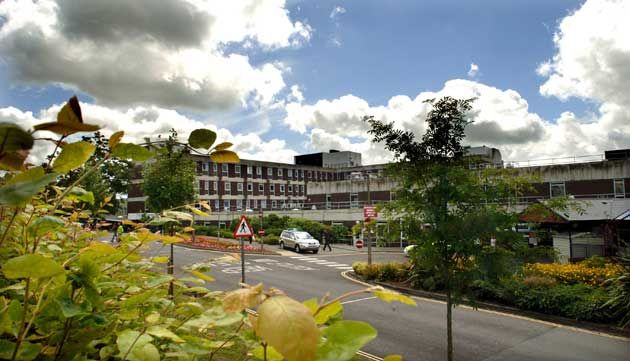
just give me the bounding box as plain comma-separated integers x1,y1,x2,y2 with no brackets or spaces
57,132,131,214
366,96,532,361
143,129,197,213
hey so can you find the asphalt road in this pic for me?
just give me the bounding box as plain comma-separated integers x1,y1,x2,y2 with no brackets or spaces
145,243,630,361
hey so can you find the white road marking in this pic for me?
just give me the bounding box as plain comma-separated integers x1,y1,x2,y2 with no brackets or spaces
341,296,377,305
326,264,348,267
336,267,354,270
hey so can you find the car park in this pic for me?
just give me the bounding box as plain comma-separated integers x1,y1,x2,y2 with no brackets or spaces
279,229,320,253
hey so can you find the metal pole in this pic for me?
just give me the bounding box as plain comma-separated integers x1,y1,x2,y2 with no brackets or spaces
400,218,403,248
240,237,246,283
367,173,372,265
168,242,174,299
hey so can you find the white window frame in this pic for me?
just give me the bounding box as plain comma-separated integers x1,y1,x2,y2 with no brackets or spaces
288,169,293,177
223,200,230,210
280,185,285,193
236,200,242,210
259,183,264,192
270,184,275,192
288,185,293,192
237,183,243,192
222,164,228,175
213,163,217,172
261,199,267,209
256,166,262,176
308,170,312,179
550,182,565,198
272,200,277,208
300,185,304,193
614,179,625,198
247,166,253,175
214,199,220,211
235,164,241,175
278,168,283,177
213,181,217,191
247,183,253,192
202,162,209,172
224,182,231,193
267,167,273,176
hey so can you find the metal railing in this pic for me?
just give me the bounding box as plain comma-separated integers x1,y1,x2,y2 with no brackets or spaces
504,154,605,168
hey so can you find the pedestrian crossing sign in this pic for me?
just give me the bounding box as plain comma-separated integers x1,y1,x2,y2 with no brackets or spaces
233,215,253,238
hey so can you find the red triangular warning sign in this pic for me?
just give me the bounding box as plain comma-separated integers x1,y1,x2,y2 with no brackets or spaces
233,215,253,237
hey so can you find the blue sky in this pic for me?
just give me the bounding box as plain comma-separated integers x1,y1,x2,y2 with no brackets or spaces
0,0,627,164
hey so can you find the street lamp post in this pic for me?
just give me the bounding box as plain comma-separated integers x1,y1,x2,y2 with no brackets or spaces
366,172,372,265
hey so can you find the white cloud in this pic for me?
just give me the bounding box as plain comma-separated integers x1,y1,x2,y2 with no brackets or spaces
330,6,346,19
0,102,299,165
283,78,630,163
467,63,479,78
328,36,342,48
288,85,305,103
0,0,311,111
538,0,630,106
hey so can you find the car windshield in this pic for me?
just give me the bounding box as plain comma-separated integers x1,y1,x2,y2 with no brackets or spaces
294,232,312,239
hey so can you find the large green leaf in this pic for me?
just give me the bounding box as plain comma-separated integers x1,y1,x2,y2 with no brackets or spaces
314,301,343,325
6,167,45,186
252,345,284,361
2,254,64,279
65,186,95,204
223,283,264,313
373,290,416,306
315,321,377,361
33,96,100,135
213,142,233,151
185,205,210,217
188,129,217,149
52,141,96,173
27,215,65,238
111,143,153,161
210,150,240,164
256,296,318,361
147,326,184,343
0,339,42,360
0,173,58,206
116,329,156,361
0,123,34,153
109,131,124,149
163,210,193,222
0,152,28,171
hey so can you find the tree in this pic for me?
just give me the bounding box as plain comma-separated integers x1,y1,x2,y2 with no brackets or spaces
366,96,531,361
56,132,132,214
143,129,197,213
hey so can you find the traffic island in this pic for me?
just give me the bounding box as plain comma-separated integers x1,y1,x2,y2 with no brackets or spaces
180,236,279,255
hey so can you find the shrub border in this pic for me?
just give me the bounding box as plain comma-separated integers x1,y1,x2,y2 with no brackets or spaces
341,271,630,339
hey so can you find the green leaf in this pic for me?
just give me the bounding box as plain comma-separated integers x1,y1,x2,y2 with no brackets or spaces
0,152,28,171
252,345,284,361
111,143,153,161
223,283,264,313
163,210,193,222
145,275,173,288
0,339,42,360
213,142,233,151
27,215,65,238
210,150,240,164
66,187,95,205
6,167,45,186
148,216,179,226
188,129,217,149
314,301,343,325
383,355,404,361
116,330,154,361
2,254,64,279
256,295,318,361
151,256,169,264
316,321,377,361
373,290,416,306
57,296,86,318
0,123,34,153
0,173,58,206
303,298,318,314
188,270,214,283
52,141,96,173
147,326,184,343
33,96,100,136
185,205,210,217
109,131,124,149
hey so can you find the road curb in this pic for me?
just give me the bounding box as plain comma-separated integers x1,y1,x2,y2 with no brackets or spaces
175,242,281,256
340,271,630,340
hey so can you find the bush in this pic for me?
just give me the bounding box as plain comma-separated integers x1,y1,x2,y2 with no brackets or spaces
353,262,410,282
581,255,607,268
264,235,280,245
523,275,557,288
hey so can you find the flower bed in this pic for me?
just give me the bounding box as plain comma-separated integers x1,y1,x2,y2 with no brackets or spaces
181,236,278,254
523,262,623,286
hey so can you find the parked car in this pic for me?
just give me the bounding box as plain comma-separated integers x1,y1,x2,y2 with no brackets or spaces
279,230,320,253
404,244,416,257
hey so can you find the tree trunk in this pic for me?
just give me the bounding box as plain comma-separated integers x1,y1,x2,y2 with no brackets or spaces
446,287,453,361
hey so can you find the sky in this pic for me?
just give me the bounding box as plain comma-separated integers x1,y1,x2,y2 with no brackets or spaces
1,0,629,165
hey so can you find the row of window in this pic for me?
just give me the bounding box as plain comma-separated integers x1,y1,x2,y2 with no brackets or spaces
199,181,305,195
549,179,626,198
212,199,303,211
199,162,338,180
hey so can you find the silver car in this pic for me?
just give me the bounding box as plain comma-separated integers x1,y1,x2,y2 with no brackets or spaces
279,230,320,254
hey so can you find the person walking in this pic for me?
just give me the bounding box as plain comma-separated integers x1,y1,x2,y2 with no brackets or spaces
322,230,332,252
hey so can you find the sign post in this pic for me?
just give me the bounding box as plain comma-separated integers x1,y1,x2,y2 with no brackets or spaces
233,215,254,283
363,205,377,265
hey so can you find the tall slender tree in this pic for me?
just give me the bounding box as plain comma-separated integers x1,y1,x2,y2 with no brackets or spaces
366,96,531,361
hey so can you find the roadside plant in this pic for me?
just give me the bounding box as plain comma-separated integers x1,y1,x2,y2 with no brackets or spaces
0,96,412,361
603,250,630,328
